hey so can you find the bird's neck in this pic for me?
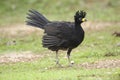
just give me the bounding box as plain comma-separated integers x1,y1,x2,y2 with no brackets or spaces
75,22,82,29
75,22,84,42
75,22,84,34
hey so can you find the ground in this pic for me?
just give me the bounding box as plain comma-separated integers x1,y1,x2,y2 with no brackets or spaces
0,0,120,80
0,52,120,69
0,21,120,80
0,21,120,66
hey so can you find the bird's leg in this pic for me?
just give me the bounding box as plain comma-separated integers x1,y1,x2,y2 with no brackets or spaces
67,48,74,66
55,50,60,66
67,54,71,64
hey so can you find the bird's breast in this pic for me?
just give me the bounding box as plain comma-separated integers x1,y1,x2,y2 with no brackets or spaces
69,31,84,48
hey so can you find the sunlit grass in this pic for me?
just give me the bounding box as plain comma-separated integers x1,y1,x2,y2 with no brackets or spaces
0,0,120,26
0,61,120,80
0,0,120,80
0,25,120,80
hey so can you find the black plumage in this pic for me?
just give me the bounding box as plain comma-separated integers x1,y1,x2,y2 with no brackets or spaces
26,9,87,66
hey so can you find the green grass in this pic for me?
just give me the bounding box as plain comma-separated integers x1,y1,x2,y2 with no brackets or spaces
0,25,120,80
0,0,120,26
0,0,120,80
0,63,120,80
0,59,120,80
0,34,45,53
0,25,120,56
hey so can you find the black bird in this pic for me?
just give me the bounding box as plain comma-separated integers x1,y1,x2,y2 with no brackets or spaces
26,10,87,66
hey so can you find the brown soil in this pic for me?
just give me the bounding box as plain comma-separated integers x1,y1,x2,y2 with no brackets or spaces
0,21,120,37
0,22,120,68
0,51,42,64
79,59,120,69
82,21,120,31
0,24,43,37
0,52,120,69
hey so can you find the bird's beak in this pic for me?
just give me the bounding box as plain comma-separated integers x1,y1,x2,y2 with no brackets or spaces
82,18,87,22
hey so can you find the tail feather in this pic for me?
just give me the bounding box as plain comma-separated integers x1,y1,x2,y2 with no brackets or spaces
29,10,49,23
26,20,43,28
26,15,45,26
27,11,47,24
26,9,50,29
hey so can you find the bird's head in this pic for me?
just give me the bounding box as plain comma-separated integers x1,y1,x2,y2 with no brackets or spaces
74,10,87,23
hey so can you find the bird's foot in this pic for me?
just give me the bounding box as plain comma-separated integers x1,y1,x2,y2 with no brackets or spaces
55,60,63,68
55,63,63,68
69,61,74,67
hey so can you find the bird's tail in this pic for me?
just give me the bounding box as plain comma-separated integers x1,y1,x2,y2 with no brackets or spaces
26,9,50,29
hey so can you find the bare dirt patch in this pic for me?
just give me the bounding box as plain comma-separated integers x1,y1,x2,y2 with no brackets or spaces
0,51,120,69
0,22,120,37
82,21,120,31
0,51,43,64
79,59,120,69
0,24,43,37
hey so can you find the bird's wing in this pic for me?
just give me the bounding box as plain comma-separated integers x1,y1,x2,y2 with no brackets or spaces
44,22,75,39
42,22,75,50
